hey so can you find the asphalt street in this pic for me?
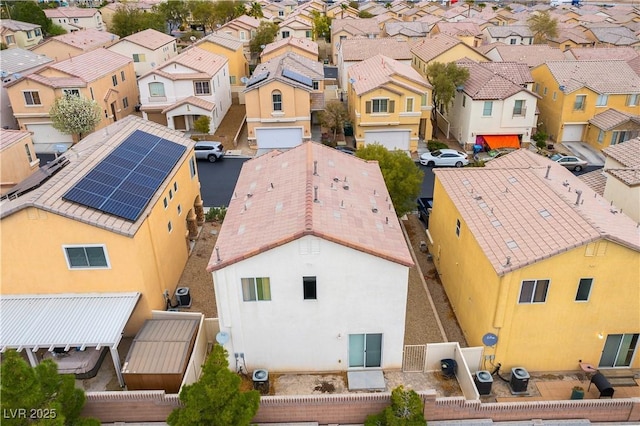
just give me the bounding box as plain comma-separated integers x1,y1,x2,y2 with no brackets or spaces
197,157,249,207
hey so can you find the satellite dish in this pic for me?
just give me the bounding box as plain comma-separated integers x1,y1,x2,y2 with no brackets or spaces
13,73,22,80
482,332,498,347
348,77,356,84
189,36,197,42
240,76,249,83
215,331,230,345
559,85,565,91
150,62,156,67
0,71,8,78
54,144,68,154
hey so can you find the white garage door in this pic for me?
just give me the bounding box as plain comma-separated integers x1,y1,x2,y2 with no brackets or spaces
255,128,303,149
561,124,585,142
25,123,74,153
364,130,410,151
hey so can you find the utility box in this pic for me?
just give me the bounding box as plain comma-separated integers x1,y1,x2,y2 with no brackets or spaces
510,367,530,393
175,287,191,307
474,370,493,395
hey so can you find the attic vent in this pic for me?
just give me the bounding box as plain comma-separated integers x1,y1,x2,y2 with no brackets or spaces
508,177,518,184
238,224,245,235
539,209,551,218
506,240,518,249
462,179,471,186
491,219,501,228
275,201,283,213
281,161,289,168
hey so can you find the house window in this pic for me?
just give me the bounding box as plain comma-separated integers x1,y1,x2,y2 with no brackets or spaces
455,219,461,237
312,81,319,90
239,31,246,40
303,276,317,300
169,189,173,200
543,87,548,96
5,35,15,44
575,278,592,302
90,87,94,100
230,75,237,84
513,100,525,116
177,204,182,215
509,38,516,44
610,130,637,145
366,98,393,114
421,93,427,106
149,82,165,97
534,83,539,93
133,53,146,62
121,70,125,82
73,18,79,23
282,30,290,38
25,144,33,163
595,94,608,107
600,334,639,368
626,94,638,106
406,97,414,112
272,90,282,111
167,221,172,232
23,91,41,106
482,101,493,116
190,156,196,178
241,277,271,301
26,30,34,39
64,245,109,269
306,30,312,38
174,182,178,192
462,96,466,107
518,279,549,303
574,95,586,111
123,97,129,108
279,10,284,16
194,81,211,95
597,130,604,143
63,89,80,97
112,75,118,86
163,197,168,208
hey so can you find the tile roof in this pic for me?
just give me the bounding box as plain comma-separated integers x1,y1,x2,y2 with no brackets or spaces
589,108,640,131
456,59,530,101
279,14,312,30
0,129,31,151
588,25,639,46
219,15,260,31
340,37,413,62
565,46,639,61
198,32,244,51
122,28,175,50
261,36,318,58
437,149,640,276
0,116,195,237
385,21,432,37
485,24,533,38
550,27,594,44
410,33,463,63
0,48,53,74
207,142,413,272
603,137,640,168
47,28,118,50
607,168,640,187
348,54,430,96
331,18,381,36
245,52,323,92
478,61,534,85
44,6,101,18
543,60,640,95
40,48,131,84
142,46,227,80
0,19,40,31
480,43,566,68
578,169,606,196
161,96,215,114
434,21,483,37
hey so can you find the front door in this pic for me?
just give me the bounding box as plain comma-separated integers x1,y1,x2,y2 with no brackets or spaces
599,333,639,368
110,101,117,122
348,333,382,368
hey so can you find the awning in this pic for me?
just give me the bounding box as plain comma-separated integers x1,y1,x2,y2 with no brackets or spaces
0,292,140,387
482,135,521,149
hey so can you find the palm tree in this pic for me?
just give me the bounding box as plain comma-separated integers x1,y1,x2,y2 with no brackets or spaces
340,3,348,18
464,0,474,17
247,2,263,18
527,10,558,44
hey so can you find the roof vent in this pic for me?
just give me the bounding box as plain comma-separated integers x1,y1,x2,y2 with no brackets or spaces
313,160,318,176
575,189,582,206
314,185,319,203
215,246,221,262
545,165,551,179
372,207,378,213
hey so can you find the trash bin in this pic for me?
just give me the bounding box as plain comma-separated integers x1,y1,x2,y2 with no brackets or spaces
440,358,457,378
474,370,493,395
570,386,585,400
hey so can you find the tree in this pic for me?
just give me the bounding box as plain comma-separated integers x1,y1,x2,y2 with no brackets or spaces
464,0,474,17
188,0,216,34
49,95,101,141
250,21,279,54
247,1,263,18
110,4,165,37
156,1,189,34
47,23,67,36
193,115,211,135
365,386,426,426
6,1,52,34
527,10,558,44
319,101,348,142
0,350,100,426
349,1,359,9
359,10,374,18
426,61,469,117
310,10,331,41
356,145,424,217
167,345,260,426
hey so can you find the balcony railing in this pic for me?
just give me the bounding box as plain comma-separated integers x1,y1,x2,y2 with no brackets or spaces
512,106,527,117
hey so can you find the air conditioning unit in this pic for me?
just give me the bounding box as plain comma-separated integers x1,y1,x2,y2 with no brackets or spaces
474,370,493,396
175,287,192,308
252,369,269,395
510,367,530,393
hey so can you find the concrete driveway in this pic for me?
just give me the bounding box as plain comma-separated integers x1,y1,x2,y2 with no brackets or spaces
559,142,606,166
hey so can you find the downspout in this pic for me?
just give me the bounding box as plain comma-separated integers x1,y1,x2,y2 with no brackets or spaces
146,218,167,305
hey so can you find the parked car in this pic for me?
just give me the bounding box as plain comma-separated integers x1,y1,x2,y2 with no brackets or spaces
194,141,224,163
335,145,356,155
420,149,469,167
550,153,588,171
473,148,516,163
416,197,433,227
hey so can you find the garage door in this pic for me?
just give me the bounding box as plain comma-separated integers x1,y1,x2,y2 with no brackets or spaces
25,123,74,153
255,128,303,149
364,130,410,151
561,124,585,142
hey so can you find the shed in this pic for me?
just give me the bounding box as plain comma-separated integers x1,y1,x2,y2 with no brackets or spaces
122,318,199,393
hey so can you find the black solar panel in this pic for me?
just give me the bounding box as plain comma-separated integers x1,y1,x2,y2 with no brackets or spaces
282,68,313,87
63,130,187,222
246,71,269,87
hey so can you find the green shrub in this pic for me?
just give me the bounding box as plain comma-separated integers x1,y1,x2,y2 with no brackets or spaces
427,140,449,151
206,206,227,222
194,116,210,135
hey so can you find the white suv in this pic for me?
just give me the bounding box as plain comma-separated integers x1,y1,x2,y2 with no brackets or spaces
194,141,224,163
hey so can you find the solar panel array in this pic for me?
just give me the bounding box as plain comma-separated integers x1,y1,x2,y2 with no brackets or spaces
246,71,269,88
63,130,187,222
282,68,313,87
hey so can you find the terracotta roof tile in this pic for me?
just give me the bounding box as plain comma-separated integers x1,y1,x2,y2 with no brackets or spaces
0,19,40,31
0,48,53,74
385,21,432,37
161,96,215,114
340,37,413,62
41,48,131,83
589,109,640,131
480,44,566,68
456,59,530,101
0,129,30,150
198,32,244,51
543,60,640,95
261,36,318,58
566,46,639,61
603,137,640,168
607,168,640,187
349,54,430,96
207,142,414,272
434,21,483,37
49,28,118,50
578,169,607,196
485,24,533,38
141,46,227,80
122,28,175,50
332,18,381,37
44,7,100,18
410,33,462,63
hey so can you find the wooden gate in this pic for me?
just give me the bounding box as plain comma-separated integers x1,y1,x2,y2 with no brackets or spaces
403,345,427,372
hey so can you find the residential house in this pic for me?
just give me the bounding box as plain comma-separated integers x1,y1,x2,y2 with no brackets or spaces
0,130,39,195
411,33,488,78
601,138,640,223
107,29,178,77
426,149,640,372
0,115,205,335
5,48,138,153
530,60,640,145
383,21,432,42
30,29,119,61
207,141,413,372
0,48,53,130
547,26,595,51
100,1,155,31
260,1,288,22
260,37,318,62
430,21,484,47
338,37,413,90
565,46,640,61
583,24,640,48
348,54,433,151
482,25,534,45
44,7,104,32
478,43,566,68
0,19,43,49
331,18,382,65
244,52,324,151
446,60,540,150
585,108,640,154
195,32,249,105
278,14,314,40
138,47,231,135
217,15,261,58
325,3,359,20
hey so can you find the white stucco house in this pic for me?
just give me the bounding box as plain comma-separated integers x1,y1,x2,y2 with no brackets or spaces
446,59,540,150
138,46,231,134
207,142,414,372
43,7,104,32
107,29,178,77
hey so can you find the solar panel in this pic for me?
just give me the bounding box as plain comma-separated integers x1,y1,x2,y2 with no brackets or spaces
246,71,269,88
282,68,313,87
63,130,187,222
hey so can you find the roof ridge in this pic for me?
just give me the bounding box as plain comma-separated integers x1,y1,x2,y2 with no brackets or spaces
305,142,313,232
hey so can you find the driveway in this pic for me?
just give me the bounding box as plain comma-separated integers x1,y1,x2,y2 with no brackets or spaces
559,142,606,166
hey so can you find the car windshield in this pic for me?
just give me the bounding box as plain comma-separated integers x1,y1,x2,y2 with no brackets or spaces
550,154,563,161
431,150,442,156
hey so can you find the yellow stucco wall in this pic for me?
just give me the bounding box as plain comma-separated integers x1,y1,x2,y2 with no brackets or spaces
31,40,83,61
0,151,202,335
2,28,43,49
261,46,317,63
428,177,640,372
0,133,39,194
584,119,640,151
412,44,487,78
197,41,249,88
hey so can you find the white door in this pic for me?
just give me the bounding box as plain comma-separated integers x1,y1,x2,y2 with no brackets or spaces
255,128,303,149
364,130,410,151
561,124,585,142
25,123,74,153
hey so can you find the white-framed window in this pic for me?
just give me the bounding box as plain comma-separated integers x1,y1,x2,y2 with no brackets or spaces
163,197,168,208
278,10,284,16
149,82,165,97
421,93,428,106
518,279,549,303
513,99,525,116
543,87,548,96
282,30,290,38
230,75,237,84
303,276,317,300
241,277,271,301
552,91,557,100
112,75,118,86
177,204,182,215
575,278,593,302
123,97,129,108
63,245,110,269
5,34,15,44
626,94,639,106
597,130,604,143
534,83,539,93
455,219,461,237
366,98,393,114
90,87,94,100
482,101,493,116
190,156,196,178
272,90,282,111
23,91,41,106
595,94,608,107
167,221,172,232
173,182,178,192
462,96,466,107
63,89,80,97
312,81,319,90
239,31,246,40
194,81,211,95
574,94,586,111
26,30,34,39
169,188,173,200
133,53,146,62
406,97,414,112
121,70,125,82
509,38,516,45
306,30,312,38
25,144,33,163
